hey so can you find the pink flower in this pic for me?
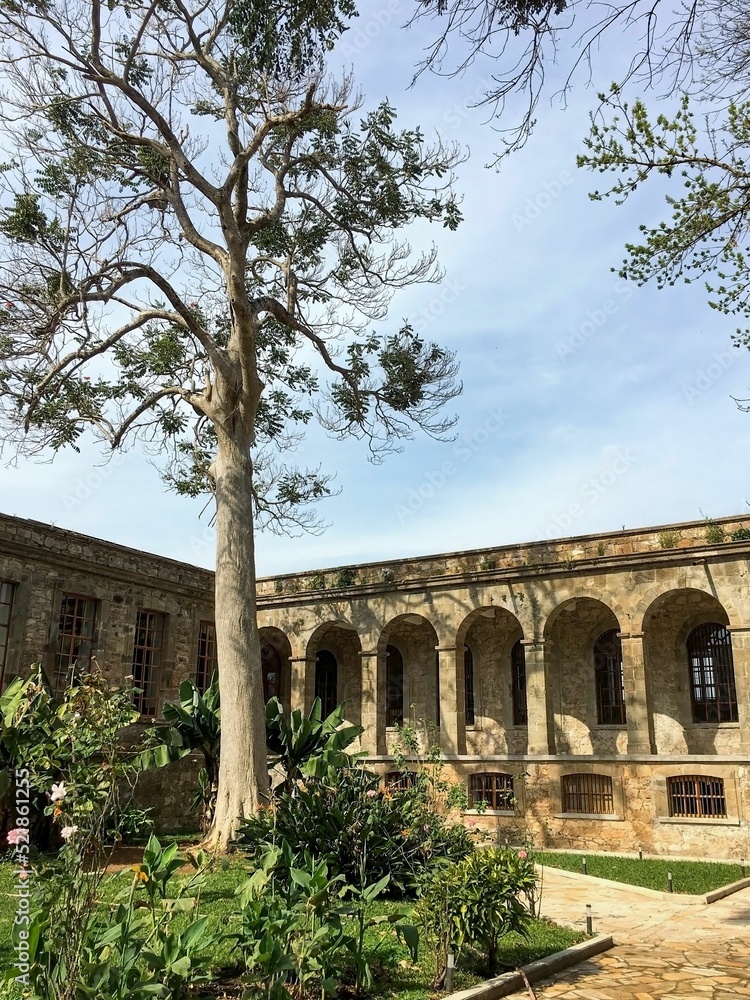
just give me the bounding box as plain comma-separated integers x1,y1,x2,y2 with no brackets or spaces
18,868,29,880
50,782,67,803
60,825,78,840
467,819,477,827
518,850,528,859
125,674,135,682
366,789,378,798
7,828,26,846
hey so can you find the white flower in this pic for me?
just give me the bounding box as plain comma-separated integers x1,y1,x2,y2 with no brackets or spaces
60,825,78,840
50,782,67,803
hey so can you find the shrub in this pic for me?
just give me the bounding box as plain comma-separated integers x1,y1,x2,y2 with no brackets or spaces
657,530,680,549
731,526,750,541
238,764,473,896
415,847,538,984
704,522,726,544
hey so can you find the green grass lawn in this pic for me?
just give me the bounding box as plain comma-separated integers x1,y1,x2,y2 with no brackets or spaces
0,857,584,999
537,851,745,895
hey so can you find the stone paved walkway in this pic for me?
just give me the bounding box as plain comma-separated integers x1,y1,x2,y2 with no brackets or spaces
517,868,750,998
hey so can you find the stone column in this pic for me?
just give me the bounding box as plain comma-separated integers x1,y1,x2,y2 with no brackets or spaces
521,638,555,755
289,655,315,716
727,625,750,752
619,632,655,754
436,645,465,755
359,648,382,756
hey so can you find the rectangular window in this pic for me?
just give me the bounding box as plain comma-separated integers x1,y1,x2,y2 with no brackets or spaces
54,594,97,692
469,772,515,812
668,776,727,819
0,581,16,690
561,773,615,815
132,610,165,717
196,620,217,694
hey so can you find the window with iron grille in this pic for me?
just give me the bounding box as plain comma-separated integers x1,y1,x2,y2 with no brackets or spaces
464,645,475,726
385,644,403,727
594,629,627,725
667,775,727,819
468,772,515,811
195,621,217,694
511,639,527,726
132,610,165,717
261,643,283,702
383,770,415,792
687,623,738,723
561,773,615,815
0,582,16,691
54,594,97,693
315,649,338,718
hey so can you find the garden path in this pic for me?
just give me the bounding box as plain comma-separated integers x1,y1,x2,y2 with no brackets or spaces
517,867,750,998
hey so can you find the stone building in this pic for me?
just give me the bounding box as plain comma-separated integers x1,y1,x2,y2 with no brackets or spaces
1,510,749,858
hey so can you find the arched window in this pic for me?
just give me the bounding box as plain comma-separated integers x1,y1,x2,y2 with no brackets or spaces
261,642,282,703
385,644,404,727
687,623,738,723
468,772,515,811
464,645,475,726
667,775,727,818
594,629,626,725
315,649,338,719
511,639,527,726
561,773,615,815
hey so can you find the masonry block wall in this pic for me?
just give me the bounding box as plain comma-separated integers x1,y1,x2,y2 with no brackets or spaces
2,510,750,857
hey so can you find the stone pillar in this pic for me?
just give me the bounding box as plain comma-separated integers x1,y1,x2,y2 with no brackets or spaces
436,645,465,755
359,649,382,756
521,638,555,755
727,625,750,752
619,632,655,754
289,655,315,716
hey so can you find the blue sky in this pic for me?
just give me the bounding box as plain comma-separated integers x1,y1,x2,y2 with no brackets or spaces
1,7,748,575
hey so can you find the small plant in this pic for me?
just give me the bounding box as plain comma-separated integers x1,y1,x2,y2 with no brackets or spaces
479,557,497,571
731,527,750,541
381,568,395,584
306,572,327,591
335,567,357,588
273,579,284,595
657,530,680,549
704,521,726,544
596,541,606,556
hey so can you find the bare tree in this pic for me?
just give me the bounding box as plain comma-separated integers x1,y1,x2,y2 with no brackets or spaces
0,0,463,849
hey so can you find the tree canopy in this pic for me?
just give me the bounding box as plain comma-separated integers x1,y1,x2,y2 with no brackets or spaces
0,0,464,846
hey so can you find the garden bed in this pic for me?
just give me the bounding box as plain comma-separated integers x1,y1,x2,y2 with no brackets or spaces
536,851,745,895
0,860,585,1000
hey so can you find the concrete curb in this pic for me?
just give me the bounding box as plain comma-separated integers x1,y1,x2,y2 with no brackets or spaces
444,934,614,1000
540,865,750,905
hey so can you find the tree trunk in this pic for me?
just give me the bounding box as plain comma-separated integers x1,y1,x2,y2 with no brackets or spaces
203,431,269,851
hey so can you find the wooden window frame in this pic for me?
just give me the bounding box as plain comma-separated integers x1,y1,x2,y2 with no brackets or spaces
54,593,98,693
667,775,727,819
594,629,627,726
468,771,515,812
195,620,217,694
132,609,165,718
687,623,738,724
561,772,615,815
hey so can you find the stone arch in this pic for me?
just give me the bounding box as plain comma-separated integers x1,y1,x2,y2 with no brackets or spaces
455,606,524,755
258,626,292,708
304,620,363,727
543,597,624,756
379,614,440,752
640,588,739,755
